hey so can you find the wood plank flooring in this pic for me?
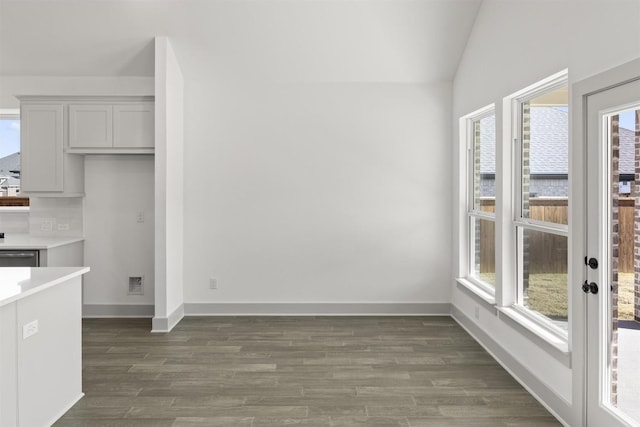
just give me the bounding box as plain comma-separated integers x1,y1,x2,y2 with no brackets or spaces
53,316,562,427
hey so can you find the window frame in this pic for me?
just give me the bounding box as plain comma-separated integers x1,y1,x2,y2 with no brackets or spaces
457,71,572,355
462,104,497,296
507,70,569,339
0,109,28,210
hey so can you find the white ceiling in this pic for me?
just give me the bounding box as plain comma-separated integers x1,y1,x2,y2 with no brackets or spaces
0,0,482,82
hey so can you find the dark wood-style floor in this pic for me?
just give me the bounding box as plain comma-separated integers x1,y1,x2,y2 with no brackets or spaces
53,316,562,427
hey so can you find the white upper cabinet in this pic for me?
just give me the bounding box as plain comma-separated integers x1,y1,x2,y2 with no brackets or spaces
69,105,113,148
19,101,85,196
66,98,154,153
18,95,154,197
20,104,64,192
113,103,154,148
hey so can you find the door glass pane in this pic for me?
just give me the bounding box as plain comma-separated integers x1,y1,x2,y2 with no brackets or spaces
608,108,640,424
521,86,569,225
471,217,495,287
518,228,568,329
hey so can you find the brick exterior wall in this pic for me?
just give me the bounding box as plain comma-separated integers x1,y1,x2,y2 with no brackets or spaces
611,115,620,406
636,110,640,322
521,102,531,302
481,178,568,198
474,119,482,276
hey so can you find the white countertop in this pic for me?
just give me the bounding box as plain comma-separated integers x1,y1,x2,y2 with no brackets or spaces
0,267,90,307
0,234,84,250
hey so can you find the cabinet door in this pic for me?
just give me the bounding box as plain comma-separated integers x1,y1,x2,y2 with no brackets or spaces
69,104,113,148
21,104,64,192
113,103,154,148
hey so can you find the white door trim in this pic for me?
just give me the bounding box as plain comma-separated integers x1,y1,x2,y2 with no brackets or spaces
572,57,640,427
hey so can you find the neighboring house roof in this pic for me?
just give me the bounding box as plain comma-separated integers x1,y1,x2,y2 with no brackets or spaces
619,127,635,176
0,176,20,188
0,152,20,177
527,107,568,175
480,107,636,176
479,115,496,175
481,107,568,175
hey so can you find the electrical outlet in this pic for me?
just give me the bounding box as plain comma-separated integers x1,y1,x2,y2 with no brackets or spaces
136,212,145,223
209,278,218,290
474,306,480,320
57,223,70,231
41,220,54,232
23,320,39,339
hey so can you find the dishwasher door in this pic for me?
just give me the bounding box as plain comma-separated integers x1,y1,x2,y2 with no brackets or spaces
0,250,39,267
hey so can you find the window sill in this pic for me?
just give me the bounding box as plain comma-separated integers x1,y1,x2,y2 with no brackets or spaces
0,206,29,213
456,277,496,307
455,278,570,366
497,306,570,367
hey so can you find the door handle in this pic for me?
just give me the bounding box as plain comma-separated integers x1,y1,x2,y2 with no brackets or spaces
582,281,599,294
585,257,598,269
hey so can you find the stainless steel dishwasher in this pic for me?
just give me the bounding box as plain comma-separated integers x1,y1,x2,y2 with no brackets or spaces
0,250,39,267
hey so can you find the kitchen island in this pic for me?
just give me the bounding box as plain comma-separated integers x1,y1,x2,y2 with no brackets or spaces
0,267,89,427
0,234,85,267
0,235,84,250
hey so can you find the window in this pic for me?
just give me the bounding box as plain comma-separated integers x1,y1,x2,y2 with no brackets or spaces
465,106,496,292
0,110,27,207
512,75,569,332
458,71,571,348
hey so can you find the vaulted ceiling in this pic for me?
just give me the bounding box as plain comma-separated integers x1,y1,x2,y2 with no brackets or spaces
0,0,482,82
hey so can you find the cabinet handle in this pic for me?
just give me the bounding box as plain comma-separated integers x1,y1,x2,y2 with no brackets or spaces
0,253,36,258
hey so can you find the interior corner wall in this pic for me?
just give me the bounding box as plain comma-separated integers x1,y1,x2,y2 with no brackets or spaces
181,80,453,310
83,155,155,307
164,39,185,320
453,0,640,116
153,37,184,331
451,1,640,425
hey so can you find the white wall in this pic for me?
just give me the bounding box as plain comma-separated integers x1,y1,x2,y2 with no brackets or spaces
164,43,184,321
153,37,184,331
167,0,480,83
451,1,640,425
183,81,452,307
0,76,154,109
29,197,83,237
0,0,159,77
1,0,471,317
0,197,84,237
0,211,28,233
84,155,155,306
453,0,640,114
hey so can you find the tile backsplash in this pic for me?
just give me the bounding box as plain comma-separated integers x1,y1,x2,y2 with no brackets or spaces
0,210,30,233
29,197,84,237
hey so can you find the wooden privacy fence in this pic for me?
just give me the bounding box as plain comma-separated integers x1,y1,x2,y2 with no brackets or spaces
478,197,636,274
0,197,29,207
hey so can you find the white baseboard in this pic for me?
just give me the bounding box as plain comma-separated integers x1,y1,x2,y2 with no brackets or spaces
47,392,84,427
152,303,184,333
451,304,571,427
183,302,451,316
83,304,153,318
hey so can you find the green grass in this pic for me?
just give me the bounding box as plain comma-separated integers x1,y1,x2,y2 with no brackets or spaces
617,273,636,320
480,272,635,320
527,274,568,319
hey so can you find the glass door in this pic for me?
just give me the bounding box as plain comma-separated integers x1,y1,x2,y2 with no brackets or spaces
585,77,640,427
